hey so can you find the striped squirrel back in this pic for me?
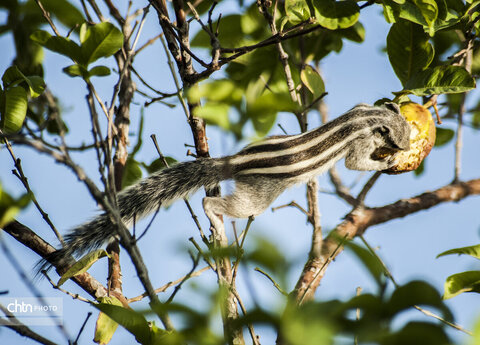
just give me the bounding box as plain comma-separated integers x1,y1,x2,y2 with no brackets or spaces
39,102,410,270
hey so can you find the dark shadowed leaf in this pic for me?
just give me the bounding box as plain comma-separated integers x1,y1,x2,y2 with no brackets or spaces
345,240,385,287
63,64,89,79
387,20,434,86
89,65,111,77
143,157,178,174
388,281,452,320
380,321,450,345
434,127,454,146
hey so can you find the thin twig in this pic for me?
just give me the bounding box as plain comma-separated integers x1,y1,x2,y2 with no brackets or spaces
150,134,209,244
0,304,58,345
1,134,64,245
254,267,288,296
231,287,261,345
0,236,73,343
166,253,201,303
271,201,309,216
42,271,92,303
356,171,382,206
73,312,92,345
34,0,61,36
128,266,210,303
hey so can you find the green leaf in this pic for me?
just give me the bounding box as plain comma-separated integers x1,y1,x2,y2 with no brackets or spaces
25,76,45,97
338,22,365,43
402,65,476,96
80,22,123,65
193,103,231,131
473,109,480,129
94,297,122,345
192,15,244,48
2,65,26,88
1,86,28,133
413,0,439,35
39,0,84,30
1,66,45,98
387,20,434,86
30,30,83,63
88,65,111,77
93,302,151,344
437,244,480,259
285,0,311,25
63,64,89,79
57,249,109,286
122,158,143,189
144,157,178,174
434,127,454,146
301,65,325,99
414,159,425,176
0,185,30,228
381,322,450,345
313,0,360,30
388,281,452,320
444,271,480,299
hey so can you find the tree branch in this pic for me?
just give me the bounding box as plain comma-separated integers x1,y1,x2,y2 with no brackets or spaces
292,178,480,302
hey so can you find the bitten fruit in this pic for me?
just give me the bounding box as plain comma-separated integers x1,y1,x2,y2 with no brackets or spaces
385,102,436,174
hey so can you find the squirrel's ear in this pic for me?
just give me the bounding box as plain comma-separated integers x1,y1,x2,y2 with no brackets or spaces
384,102,401,114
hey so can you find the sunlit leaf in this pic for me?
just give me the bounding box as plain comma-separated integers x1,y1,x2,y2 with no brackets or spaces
57,249,109,286
402,65,475,96
285,0,311,25
193,103,231,131
93,302,152,344
94,297,123,345
80,22,123,65
30,30,83,63
301,65,325,98
0,185,30,228
444,271,480,299
2,86,28,133
437,244,480,260
313,0,360,30
413,0,439,35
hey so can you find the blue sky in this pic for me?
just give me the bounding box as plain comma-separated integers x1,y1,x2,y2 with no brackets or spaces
1,3,480,344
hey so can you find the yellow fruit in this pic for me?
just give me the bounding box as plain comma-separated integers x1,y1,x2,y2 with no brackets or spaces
385,102,436,174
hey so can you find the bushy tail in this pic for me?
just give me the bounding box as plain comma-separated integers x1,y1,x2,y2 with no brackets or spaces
39,158,225,273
